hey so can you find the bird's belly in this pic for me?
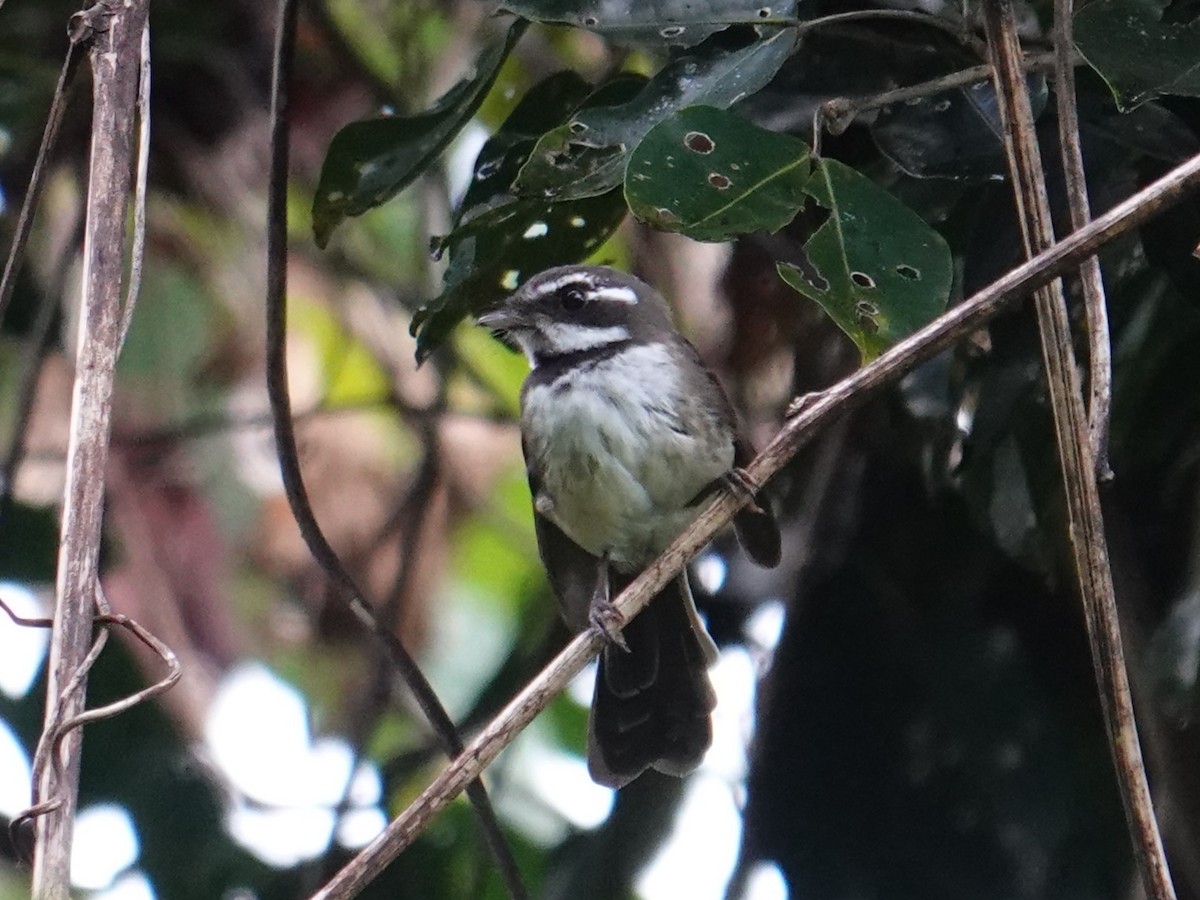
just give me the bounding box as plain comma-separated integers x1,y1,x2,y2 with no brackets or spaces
523,352,733,569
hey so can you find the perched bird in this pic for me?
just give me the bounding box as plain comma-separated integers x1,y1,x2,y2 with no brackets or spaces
477,265,781,787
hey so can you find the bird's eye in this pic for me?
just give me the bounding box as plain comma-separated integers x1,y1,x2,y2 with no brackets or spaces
560,287,587,312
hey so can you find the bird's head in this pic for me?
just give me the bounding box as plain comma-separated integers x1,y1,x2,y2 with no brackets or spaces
476,266,673,365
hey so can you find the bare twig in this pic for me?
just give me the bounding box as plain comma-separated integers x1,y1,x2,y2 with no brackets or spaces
264,2,526,897
305,422,443,892
0,29,85,328
5,587,180,863
1053,0,1112,478
310,148,1200,900
817,52,1059,139
32,1,150,894
55,587,182,735
793,8,987,58
983,2,1174,898
118,18,152,351
0,593,53,628
0,278,64,512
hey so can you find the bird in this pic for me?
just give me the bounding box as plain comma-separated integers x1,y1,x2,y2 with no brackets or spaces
477,264,781,788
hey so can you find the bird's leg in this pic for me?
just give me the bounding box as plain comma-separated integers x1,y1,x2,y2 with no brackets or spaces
588,552,629,652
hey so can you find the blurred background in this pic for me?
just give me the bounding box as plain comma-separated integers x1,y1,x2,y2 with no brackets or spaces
2,1,1200,898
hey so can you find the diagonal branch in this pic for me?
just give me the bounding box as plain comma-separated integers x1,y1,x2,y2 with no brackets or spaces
310,147,1200,900
983,1,1174,897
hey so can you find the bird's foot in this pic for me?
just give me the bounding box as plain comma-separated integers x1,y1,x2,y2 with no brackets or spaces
723,468,767,514
588,555,629,652
589,598,629,653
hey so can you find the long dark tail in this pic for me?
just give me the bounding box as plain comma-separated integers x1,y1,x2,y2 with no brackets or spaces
587,573,718,788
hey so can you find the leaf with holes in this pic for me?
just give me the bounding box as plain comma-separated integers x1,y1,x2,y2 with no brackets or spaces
455,72,646,227
514,27,797,200
1074,0,1200,110
412,192,628,363
777,159,951,362
412,74,643,362
311,19,526,247
625,105,811,241
498,0,797,47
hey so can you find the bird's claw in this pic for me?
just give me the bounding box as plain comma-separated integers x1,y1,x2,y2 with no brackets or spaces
589,597,629,652
723,468,764,510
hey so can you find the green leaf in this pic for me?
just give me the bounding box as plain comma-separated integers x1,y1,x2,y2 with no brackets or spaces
454,71,596,225
455,72,646,226
499,0,798,47
514,27,797,200
625,105,811,241
777,159,951,362
410,73,644,362
411,191,627,362
1074,0,1200,111
311,19,526,247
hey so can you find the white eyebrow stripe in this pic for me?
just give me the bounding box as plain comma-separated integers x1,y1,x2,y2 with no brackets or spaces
527,275,639,304
530,273,592,298
593,286,638,304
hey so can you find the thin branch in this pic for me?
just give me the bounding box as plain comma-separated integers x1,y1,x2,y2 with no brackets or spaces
1053,0,1112,478
32,1,149,894
793,8,988,57
263,2,526,897
0,31,84,328
5,587,181,863
0,593,53,628
305,422,443,892
310,147,1200,900
983,2,1174,898
118,18,152,351
54,587,182,735
0,192,85,515
817,51,1059,139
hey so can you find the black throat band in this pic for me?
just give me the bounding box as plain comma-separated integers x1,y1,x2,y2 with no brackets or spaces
531,339,637,384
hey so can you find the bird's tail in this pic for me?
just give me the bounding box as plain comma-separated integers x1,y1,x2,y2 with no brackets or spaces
587,573,718,788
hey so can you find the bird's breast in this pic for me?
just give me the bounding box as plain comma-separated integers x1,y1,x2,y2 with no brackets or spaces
522,343,733,569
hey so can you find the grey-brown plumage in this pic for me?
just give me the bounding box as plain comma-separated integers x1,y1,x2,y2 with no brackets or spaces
478,265,780,787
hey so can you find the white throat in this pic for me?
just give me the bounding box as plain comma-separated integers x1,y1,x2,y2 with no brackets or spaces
520,322,631,366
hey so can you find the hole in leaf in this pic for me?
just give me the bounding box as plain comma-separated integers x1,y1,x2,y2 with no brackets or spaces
855,300,879,318
758,7,772,17
684,131,715,154
708,172,732,190
523,222,549,239
851,271,877,289
655,207,679,224
792,261,829,293
583,15,599,26
660,25,685,37
568,120,588,134
569,216,586,228
896,264,920,280
501,270,520,290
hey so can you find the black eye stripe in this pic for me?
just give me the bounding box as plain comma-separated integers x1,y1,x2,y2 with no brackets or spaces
560,287,587,311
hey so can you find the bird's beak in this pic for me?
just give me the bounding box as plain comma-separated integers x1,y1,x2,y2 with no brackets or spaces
476,307,518,331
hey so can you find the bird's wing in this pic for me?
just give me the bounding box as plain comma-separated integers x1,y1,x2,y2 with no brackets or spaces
524,436,602,631
677,337,783,569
